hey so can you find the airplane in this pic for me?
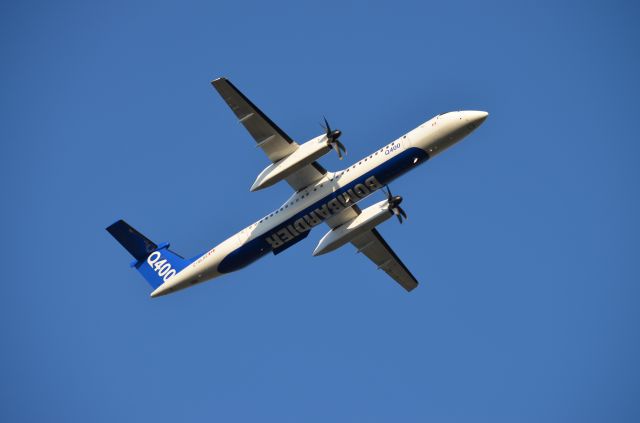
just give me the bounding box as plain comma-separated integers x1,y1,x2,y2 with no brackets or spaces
106,77,488,298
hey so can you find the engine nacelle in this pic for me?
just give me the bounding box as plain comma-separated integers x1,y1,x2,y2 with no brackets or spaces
251,134,331,191
313,200,393,256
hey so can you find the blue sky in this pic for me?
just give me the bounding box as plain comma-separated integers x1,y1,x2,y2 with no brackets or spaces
2,0,639,421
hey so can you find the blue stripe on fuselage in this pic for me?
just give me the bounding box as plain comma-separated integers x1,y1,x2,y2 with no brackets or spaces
218,147,429,273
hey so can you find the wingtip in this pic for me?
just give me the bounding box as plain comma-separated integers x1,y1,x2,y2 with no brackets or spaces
405,282,419,292
211,76,227,86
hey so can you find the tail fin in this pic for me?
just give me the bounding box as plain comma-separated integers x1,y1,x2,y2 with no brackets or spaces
106,219,192,289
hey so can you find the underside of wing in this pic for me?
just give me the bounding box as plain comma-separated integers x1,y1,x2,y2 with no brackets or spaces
211,77,296,161
284,162,327,192
325,206,419,291
211,77,326,191
351,228,419,292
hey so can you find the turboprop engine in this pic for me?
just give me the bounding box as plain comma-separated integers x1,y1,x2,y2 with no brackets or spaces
313,189,407,256
251,118,347,191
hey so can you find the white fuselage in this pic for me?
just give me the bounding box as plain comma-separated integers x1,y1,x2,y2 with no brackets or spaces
150,111,488,297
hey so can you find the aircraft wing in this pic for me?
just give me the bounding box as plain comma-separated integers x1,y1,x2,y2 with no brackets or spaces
326,206,419,292
211,77,326,191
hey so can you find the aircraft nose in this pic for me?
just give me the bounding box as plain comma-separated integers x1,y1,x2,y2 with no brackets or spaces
465,110,489,128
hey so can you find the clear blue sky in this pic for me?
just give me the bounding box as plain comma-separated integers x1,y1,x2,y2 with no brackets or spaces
2,1,639,421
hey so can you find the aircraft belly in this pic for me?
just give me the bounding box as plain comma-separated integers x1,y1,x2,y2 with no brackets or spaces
217,147,429,274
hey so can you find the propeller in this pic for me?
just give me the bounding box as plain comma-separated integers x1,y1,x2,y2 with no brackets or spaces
385,185,408,224
322,116,347,160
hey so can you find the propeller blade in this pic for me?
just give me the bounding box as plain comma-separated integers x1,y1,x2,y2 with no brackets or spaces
384,186,408,224
323,116,331,134
336,140,347,156
385,185,392,200
321,117,346,159
333,142,343,160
